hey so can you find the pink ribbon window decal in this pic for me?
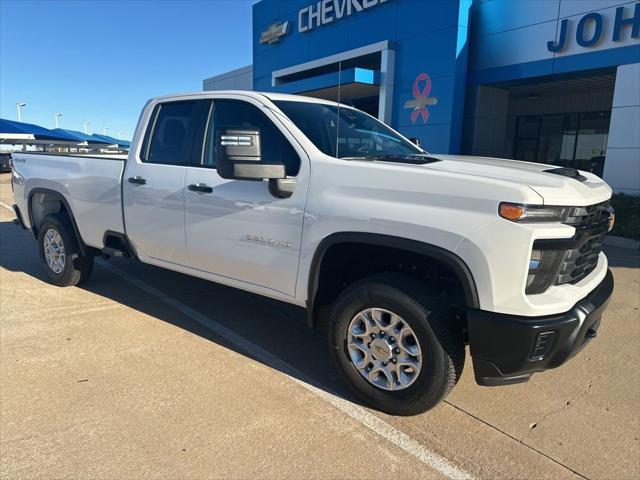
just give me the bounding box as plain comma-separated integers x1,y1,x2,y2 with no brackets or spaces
404,73,438,124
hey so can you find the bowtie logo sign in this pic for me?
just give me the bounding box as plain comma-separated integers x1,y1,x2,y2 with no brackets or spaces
404,73,438,124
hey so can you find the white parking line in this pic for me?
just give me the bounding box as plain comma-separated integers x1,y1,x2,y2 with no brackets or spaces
98,259,475,480
0,197,474,479
0,201,14,213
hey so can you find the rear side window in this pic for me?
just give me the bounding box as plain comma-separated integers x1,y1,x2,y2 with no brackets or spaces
202,99,300,176
144,101,197,165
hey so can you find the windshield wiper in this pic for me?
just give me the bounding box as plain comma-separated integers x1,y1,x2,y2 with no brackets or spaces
341,154,441,165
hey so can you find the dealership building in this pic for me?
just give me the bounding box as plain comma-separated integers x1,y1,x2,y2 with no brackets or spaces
204,0,640,194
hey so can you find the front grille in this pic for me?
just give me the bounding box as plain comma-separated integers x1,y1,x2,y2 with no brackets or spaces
555,201,611,285
564,201,612,230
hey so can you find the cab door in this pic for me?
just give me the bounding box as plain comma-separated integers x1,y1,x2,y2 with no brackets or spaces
183,97,308,297
123,99,207,266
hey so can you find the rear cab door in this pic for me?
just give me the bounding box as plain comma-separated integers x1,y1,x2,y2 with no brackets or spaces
123,98,208,266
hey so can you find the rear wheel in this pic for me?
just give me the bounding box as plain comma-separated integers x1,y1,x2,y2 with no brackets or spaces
328,273,464,416
37,213,93,286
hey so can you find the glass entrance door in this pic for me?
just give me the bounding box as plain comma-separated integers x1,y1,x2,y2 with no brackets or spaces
513,111,610,177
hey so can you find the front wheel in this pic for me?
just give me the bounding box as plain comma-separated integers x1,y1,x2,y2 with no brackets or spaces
328,273,464,416
37,213,93,287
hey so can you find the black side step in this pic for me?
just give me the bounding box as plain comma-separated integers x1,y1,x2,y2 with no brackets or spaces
102,230,138,259
101,246,128,258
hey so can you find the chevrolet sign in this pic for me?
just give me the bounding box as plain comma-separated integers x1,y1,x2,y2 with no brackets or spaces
260,21,290,44
299,0,389,33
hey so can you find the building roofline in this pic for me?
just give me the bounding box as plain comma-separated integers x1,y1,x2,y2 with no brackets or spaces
203,65,253,84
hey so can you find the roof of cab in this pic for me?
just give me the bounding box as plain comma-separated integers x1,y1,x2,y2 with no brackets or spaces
151,90,345,107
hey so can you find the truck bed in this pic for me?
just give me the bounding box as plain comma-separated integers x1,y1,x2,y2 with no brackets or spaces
12,152,125,249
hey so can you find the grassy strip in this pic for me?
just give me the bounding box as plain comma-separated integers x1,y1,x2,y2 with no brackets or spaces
610,193,640,240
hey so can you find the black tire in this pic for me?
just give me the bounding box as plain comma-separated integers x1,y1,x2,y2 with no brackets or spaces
329,273,464,416
37,213,93,287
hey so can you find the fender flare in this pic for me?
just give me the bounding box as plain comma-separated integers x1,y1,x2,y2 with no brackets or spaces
306,232,480,328
27,188,89,256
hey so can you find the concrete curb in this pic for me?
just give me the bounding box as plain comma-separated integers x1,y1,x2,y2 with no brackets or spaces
604,235,640,251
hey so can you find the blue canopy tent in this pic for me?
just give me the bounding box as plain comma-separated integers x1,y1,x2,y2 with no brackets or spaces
52,129,111,147
1,120,130,152
53,129,130,151
0,118,79,145
90,133,131,149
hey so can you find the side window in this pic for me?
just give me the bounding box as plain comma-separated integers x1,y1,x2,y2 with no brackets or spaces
144,101,197,165
203,100,300,176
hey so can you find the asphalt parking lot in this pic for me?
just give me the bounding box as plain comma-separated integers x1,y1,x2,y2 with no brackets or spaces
1,172,638,480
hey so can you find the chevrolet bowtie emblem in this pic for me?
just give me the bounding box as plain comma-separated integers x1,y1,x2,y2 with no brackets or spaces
260,21,290,45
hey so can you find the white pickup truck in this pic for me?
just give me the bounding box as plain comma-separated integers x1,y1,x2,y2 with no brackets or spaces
11,91,615,415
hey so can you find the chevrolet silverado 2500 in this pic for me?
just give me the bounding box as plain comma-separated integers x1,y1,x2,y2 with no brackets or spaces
11,91,615,415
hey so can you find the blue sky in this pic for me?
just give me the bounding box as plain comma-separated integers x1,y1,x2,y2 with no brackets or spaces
0,0,255,139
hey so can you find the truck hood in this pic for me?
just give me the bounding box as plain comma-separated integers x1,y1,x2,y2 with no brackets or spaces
427,154,612,206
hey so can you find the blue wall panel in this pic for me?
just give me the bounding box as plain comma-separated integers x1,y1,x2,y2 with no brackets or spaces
276,37,311,69
344,2,398,49
396,0,461,37
392,27,462,85
469,0,559,38
303,21,349,59
399,122,453,154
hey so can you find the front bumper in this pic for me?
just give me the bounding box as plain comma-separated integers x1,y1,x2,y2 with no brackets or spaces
468,268,614,386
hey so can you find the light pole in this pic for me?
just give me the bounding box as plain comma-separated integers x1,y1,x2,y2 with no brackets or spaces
103,126,109,136
16,102,27,122
55,112,62,128
84,121,91,134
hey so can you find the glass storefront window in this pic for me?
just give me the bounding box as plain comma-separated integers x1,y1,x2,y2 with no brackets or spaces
575,111,610,177
538,115,572,166
513,111,610,177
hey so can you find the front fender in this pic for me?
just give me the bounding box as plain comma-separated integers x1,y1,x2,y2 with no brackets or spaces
303,231,479,328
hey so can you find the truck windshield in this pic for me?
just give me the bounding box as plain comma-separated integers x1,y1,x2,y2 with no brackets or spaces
273,100,425,159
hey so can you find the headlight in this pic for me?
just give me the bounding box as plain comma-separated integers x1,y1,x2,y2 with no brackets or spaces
499,202,569,223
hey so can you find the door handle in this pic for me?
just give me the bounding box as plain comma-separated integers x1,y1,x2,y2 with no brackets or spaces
128,176,146,185
188,183,213,193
